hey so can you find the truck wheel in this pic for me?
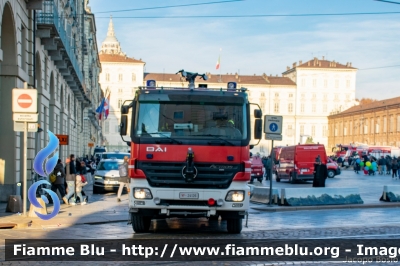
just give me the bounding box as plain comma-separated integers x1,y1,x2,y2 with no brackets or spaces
131,213,152,233
289,173,296,184
276,174,281,182
227,218,242,234
327,170,335,178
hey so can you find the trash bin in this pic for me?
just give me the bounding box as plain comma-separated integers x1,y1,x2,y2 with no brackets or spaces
6,195,22,213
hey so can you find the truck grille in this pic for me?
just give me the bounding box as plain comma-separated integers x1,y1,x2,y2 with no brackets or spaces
137,162,242,189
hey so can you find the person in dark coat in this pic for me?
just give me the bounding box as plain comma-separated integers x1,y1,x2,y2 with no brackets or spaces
392,159,399,179
262,156,272,180
313,156,328,187
51,159,66,201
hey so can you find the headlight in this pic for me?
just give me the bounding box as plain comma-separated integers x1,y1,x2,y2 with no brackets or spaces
94,175,103,179
225,190,244,202
134,188,153,199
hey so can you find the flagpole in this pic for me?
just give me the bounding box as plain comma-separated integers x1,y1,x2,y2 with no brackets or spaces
219,48,222,82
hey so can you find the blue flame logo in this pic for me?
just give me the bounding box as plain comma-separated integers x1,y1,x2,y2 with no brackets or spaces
28,130,60,220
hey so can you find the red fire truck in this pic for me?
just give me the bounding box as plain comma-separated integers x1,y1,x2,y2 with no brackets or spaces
119,70,262,234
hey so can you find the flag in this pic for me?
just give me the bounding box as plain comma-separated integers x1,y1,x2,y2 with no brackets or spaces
96,98,105,120
104,93,110,119
216,55,220,70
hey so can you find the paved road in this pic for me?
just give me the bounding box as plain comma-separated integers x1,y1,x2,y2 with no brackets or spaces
0,169,399,265
259,167,400,204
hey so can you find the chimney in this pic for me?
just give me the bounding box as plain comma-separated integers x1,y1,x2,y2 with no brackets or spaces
235,72,238,79
299,60,302,65
293,62,297,68
276,74,278,77
287,66,290,70
349,62,352,67
322,56,325,60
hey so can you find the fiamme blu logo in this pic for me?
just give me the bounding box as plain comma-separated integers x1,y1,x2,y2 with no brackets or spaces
28,130,60,220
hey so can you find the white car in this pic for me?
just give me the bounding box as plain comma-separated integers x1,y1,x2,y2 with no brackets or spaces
101,151,130,160
93,159,123,194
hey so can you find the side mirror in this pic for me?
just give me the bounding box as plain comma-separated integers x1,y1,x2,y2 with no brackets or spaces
121,105,129,115
120,115,128,136
254,109,262,118
254,119,262,139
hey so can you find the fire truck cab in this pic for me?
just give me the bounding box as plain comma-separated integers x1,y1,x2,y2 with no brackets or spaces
119,70,262,234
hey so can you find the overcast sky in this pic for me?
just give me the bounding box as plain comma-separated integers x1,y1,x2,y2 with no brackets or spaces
88,0,400,100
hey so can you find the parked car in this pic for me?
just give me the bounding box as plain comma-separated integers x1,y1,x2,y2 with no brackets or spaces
276,144,328,184
93,158,124,194
327,157,341,178
101,151,130,160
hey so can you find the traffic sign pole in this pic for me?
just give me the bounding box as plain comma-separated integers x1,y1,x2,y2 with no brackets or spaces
23,121,28,216
269,140,274,206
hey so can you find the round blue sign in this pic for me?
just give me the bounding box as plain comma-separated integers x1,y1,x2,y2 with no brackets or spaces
269,123,278,132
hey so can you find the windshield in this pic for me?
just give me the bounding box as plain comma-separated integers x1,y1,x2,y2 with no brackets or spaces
101,153,130,160
135,102,247,140
97,161,122,171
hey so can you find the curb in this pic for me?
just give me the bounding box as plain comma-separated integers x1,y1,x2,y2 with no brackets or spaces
251,202,400,212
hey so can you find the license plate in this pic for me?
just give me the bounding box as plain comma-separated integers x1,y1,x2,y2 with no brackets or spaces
106,180,118,185
179,192,199,199
301,169,308,173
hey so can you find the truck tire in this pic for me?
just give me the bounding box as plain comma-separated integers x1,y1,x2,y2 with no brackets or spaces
227,218,242,234
327,170,335,178
131,213,152,233
289,173,296,184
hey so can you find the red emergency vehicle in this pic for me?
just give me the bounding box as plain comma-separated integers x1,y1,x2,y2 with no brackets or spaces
276,144,328,184
119,70,262,233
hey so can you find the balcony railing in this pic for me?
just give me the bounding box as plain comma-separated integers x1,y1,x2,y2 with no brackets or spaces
36,0,84,85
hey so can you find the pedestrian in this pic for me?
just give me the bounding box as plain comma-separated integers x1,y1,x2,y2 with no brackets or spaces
51,159,66,202
386,155,392,175
64,154,77,205
117,156,129,202
313,156,327,187
392,159,399,179
371,160,377,176
262,156,272,181
75,174,88,205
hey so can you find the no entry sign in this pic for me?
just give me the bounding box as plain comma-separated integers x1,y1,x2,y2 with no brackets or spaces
12,89,37,113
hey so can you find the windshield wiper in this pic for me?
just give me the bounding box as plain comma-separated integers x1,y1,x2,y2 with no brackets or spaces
193,134,235,146
147,132,182,144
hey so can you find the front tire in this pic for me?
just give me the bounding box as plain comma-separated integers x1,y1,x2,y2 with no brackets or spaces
289,173,296,184
93,185,103,194
131,213,152,233
227,218,242,234
276,172,281,182
327,170,335,178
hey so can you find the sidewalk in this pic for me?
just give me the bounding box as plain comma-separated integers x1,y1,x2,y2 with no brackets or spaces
0,189,130,229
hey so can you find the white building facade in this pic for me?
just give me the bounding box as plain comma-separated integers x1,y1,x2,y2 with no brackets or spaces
282,58,357,151
98,18,145,151
142,58,358,155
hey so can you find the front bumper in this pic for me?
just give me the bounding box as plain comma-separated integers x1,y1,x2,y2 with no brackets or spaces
129,179,249,218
